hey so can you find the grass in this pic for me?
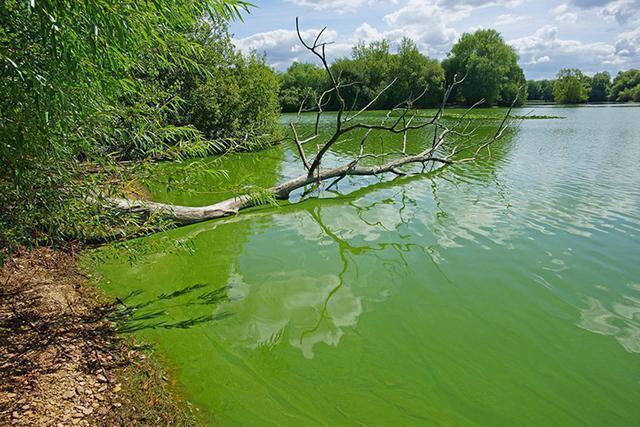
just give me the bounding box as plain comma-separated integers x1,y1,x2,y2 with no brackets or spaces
107,342,200,426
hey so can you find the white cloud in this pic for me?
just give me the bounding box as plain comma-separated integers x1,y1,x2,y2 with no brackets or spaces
232,0,640,77
510,25,618,77
551,3,570,14
495,14,527,25
385,0,524,26
600,0,640,24
556,12,578,22
382,1,460,54
287,0,521,15
234,2,462,71
353,22,384,41
615,27,640,60
528,55,551,64
285,0,399,14
567,0,640,70
377,0,526,54
569,0,640,24
550,3,578,23
434,0,523,12
234,28,351,70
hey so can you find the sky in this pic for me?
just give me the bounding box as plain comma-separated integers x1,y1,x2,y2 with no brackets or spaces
230,0,640,79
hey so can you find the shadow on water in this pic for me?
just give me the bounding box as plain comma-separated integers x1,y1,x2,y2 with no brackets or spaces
109,284,235,333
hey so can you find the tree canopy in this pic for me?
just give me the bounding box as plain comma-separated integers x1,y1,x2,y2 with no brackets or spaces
442,29,526,106
552,68,590,104
527,69,640,103
610,70,640,102
278,38,445,113
388,38,446,108
279,62,328,112
527,80,554,101
589,71,612,102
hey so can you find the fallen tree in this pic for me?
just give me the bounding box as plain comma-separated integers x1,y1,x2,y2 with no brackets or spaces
104,19,518,225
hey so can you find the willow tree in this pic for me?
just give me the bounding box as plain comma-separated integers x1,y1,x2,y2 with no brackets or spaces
0,0,251,253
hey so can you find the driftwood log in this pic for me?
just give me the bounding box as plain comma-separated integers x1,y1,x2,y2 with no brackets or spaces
105,19,517,225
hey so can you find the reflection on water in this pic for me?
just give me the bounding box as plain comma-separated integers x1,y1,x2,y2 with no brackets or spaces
96,105,640,425
579,282,640,353
219,270,362,359
211,198,422,359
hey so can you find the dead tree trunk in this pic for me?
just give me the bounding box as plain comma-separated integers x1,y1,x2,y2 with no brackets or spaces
103,19,518,226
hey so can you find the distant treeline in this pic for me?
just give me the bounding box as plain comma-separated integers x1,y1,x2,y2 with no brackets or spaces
278,27,640,112
278,29,528,112
528,69,640,103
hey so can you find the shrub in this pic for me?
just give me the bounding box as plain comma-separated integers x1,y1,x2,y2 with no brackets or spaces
0,0,284,255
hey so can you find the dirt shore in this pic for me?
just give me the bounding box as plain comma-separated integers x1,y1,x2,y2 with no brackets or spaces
0,248,198,426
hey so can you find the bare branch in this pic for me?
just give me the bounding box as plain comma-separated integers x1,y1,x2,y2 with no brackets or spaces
106,22,517,227
289,123,311,171
345,78,398,122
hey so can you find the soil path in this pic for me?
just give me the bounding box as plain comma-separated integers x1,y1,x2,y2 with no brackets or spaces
0,248,197,426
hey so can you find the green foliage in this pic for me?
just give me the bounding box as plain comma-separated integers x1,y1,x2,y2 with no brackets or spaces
278,38,444,112
279,29,531,111
0,0,283,253
553,68,591,104
98,20,281,160
540,80,554,101
527,80,541,100
180,26,282,152
529,70,638,104
616,85,640,102
279,62,327,112
387,38,445,108
442,29,526,106
344,39,394,109
527,80,554,101
589,71,612,102
610,69,640,102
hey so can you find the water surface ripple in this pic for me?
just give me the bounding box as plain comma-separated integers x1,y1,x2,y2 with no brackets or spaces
97,105,640,426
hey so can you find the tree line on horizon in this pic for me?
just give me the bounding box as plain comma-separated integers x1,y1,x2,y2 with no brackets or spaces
278,29,527,112
277,28,640,111
528,69,640,103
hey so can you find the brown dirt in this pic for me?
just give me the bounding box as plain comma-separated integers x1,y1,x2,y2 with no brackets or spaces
0,248,198,426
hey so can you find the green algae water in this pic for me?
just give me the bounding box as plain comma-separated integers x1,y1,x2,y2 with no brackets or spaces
95,105,640,425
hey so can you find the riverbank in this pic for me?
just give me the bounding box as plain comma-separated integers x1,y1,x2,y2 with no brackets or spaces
0,248,198,426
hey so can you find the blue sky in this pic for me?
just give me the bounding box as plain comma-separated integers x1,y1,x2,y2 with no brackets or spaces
230,0,640,79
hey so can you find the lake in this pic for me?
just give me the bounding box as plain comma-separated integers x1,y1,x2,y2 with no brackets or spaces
94,104,640,425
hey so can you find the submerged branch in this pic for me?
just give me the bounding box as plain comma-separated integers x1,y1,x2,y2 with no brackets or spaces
104,21,516,226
